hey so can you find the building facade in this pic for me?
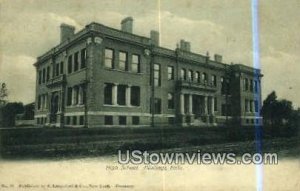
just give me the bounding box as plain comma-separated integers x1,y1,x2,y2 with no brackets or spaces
34,17,263,128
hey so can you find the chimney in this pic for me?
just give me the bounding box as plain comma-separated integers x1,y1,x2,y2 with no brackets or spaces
150,30,159,46
121,17,133,33
179,39,191,52
60,23,75,43
214,54,223,62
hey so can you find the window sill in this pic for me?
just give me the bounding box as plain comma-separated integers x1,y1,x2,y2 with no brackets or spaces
103,104,141,108
104,67,143,75
67,68,87,76
66,104,85,108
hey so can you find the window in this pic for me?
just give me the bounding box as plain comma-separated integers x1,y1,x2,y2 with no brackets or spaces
42,68,46,83
254,80,258,93
119,52,128,71
38,70,42,84
60,62,64,74
67,87,72,106
80,84,87,105
168,66,174,80
132,116,139,125
68,55,73,73
72,116,77,125
168,117,175,124
245,99,249,112
132,54,140,73
117,85,126,105
255,100,259,112
104,83,113,105
188,70,193,81
168,93,174,109
66,116,71,125
154,64,161,86
55,63,59,76
46,66,50,81
250,100,253,112
214,97,217,111
250,80,253,92
181,68,186,80
74,52,79,72
38,95,41,110
152,98,161,114
131,86,140,106
104,116,113,125
195,71,200,83
78,85,84,105
72,86,79,105
79,116,84,125
221,77,228,95
244,78,249,91
81,48,86,69
119,116,127,125
201,73,207,83
105,49,114,68
212,75,217,86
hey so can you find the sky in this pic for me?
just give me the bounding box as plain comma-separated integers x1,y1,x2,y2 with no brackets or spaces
0,0,299,107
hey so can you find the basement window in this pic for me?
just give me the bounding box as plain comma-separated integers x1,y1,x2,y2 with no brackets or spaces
104,116,113,125
119,116,127,125
132,116,139,125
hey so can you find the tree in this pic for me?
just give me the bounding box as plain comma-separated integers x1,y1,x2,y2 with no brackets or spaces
0,82,8,106
1,102,24,127
261,91,294,136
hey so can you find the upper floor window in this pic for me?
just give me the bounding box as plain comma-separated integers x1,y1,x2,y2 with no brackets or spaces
250,80,254,92
104,83,113,105
243,78,249,91
195,71,200,83
119,51,128,71
168,66,174,80
254,80,258,93
38,70,42,84
42,68,46,83
46,66,50,81
74,52,79,72
67,87,72,106
81,48,86,69
255,100,259,112
212,75,217,86
55,63,60,76
131,86,140,106
60,62,64,75
168,93,174,109
68,55,73,73
188,70,193,81
117,85,126,105
201,72,207,83
132,54,140,73
105,49,114,68
245,99,249,112
214,97,217,111
151,98,161,114
181,68,186,80
154,64,161,86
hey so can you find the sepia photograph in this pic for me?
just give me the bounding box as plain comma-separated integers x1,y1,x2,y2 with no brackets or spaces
0,0,299,190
